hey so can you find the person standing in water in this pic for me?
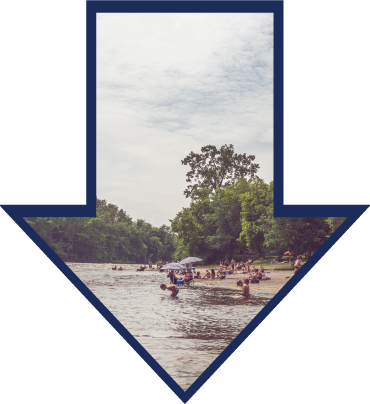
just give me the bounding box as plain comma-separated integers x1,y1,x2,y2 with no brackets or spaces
167,270,178,284
160,283,179,297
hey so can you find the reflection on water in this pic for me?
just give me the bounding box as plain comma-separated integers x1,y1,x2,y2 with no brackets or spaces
68,263,274,390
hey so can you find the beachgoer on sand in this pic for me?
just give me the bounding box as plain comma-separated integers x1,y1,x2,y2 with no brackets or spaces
184,269,193,284
203,270,211,279
160,284,179,297
294,255,303,274
250,269,259,283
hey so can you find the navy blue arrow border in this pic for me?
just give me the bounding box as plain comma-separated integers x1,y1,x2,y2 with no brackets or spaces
3,204,367,402
1,1,369,403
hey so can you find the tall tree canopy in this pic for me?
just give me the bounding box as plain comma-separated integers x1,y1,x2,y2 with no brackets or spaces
171,175,342,263
181,144,259,198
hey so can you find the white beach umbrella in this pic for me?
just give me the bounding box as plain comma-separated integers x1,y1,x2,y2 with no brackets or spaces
179,257,203,265
161,263,186,271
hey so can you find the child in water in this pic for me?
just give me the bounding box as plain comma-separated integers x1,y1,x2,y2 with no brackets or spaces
160,283,179,297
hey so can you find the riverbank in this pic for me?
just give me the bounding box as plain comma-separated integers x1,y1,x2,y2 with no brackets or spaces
193,266,293,294
145,264,294,294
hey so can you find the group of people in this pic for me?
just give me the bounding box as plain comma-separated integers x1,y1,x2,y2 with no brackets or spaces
218,258,268,271
160,275,252,299
160,253,302,298
271,254,304,274
219,258,247,270
201,265,270,283
167,267,199,285
159,260,272,298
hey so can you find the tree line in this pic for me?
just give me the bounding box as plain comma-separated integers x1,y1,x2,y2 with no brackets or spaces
171,176,344,263
24,198,176,263
171,144,345,263
25,144,345,264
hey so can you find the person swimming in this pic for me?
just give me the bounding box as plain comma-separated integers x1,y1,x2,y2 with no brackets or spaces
160,283,179,297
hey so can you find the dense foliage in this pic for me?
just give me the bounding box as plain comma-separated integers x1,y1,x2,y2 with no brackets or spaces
172,174,346,264
25,145,347,265
24,199,176,263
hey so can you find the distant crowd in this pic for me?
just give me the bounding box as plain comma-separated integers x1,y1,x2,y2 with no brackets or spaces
162,258,272,287
155,254,305,298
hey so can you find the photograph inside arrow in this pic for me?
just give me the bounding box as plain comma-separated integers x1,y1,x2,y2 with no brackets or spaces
23,13,345,390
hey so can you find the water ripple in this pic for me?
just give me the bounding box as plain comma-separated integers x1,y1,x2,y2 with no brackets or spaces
68,263,274,390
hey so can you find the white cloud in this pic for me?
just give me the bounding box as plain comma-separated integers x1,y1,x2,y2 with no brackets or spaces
97,13,273,226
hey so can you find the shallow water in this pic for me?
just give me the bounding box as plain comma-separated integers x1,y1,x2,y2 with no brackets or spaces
68,263,274,390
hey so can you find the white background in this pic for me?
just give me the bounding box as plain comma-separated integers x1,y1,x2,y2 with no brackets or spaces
1,1,369,404
0,1,86,205
284,1,370,204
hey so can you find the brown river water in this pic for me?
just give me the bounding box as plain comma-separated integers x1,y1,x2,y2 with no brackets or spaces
68,263,274,390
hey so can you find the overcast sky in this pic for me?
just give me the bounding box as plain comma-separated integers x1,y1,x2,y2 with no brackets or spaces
97,13,273,227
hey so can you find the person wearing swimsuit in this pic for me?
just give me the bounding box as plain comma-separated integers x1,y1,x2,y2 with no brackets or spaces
184,270,193,284
294,255,303,274
233,279,250,299
160,284,179,297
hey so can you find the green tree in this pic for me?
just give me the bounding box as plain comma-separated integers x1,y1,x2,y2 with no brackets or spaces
327,217,346,233
171,204,212,260
181,144,259,198
171,178,251,263
205,181,248,259
239,178,273,254
261,209,331,257
24,198,177,264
